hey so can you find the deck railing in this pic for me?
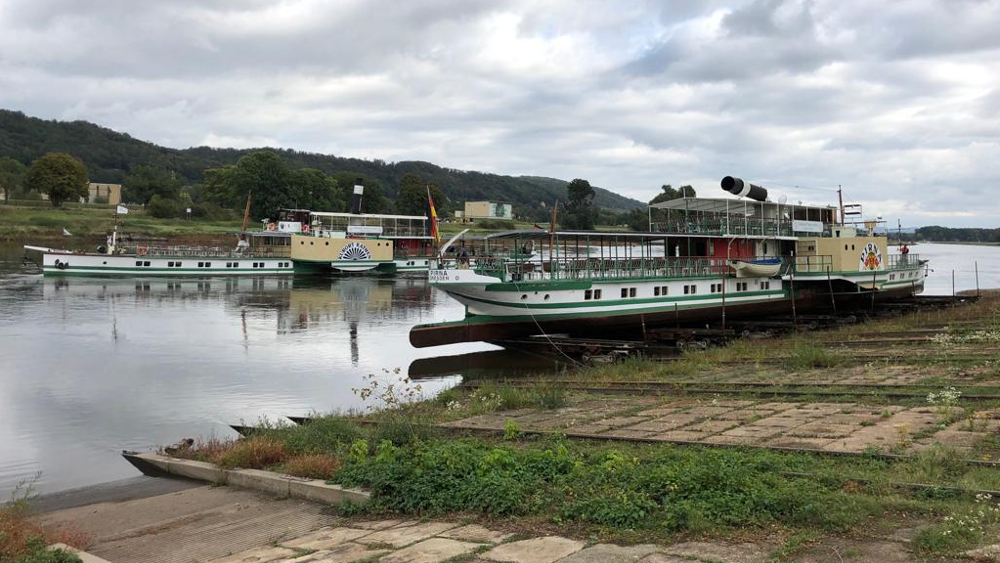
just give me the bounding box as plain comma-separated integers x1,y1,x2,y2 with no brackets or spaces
887,254,921,269
649,219,796,237
791,255,834,274
115,245,292,258
457,255,787,282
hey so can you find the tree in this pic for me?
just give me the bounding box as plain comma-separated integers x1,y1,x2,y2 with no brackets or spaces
25,153,89,207
395,172,446,217
123,165,182,204
202,151,305,218
292,168,342,212
649,184,696,205
563,178,596,230
0,157,27,202
329,172,390,214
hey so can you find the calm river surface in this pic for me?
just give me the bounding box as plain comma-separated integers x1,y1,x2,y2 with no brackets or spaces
0,241,997,496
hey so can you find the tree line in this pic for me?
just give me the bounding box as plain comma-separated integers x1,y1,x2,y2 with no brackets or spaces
0,150,450,221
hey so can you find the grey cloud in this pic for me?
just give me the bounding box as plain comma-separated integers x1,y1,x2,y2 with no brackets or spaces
1,0,999,226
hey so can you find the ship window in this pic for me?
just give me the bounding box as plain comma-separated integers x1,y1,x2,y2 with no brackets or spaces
176,262,182,267
300,241,305,245
594,289,602,299
198,262,204,267
168,261,174,267
691,285,697,294
135,261,142,267
226,262,232,268
325,241,329,246
233,262,239,268
629,288,636,297
544,294,550,301
206,262,211,267
684,285,690,295
521,294,527,300
585,289,593,300
662,286,668,295
654,287,660,296
852,244,855,250
621,288,628,298
845,245,848,251
144,261,150,267
763,243,768,253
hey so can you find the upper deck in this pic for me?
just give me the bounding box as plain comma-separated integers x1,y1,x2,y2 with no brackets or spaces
648,197,838,239
308,211,432,239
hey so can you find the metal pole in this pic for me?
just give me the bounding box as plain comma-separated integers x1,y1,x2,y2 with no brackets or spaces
790,250,797,329
975,261,980,297
952,270,956,297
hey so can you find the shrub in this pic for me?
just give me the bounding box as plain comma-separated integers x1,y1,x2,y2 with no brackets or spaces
786,342,840,369
147,195,183,218
283,454,341,479
262,417,363,455
1,497,88,562
213,436,287,469
533,385,566,409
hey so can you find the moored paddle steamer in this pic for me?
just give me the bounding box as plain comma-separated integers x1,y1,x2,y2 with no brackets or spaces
410,176,928,347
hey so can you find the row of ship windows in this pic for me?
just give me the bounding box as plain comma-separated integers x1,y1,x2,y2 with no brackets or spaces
605,281,773,299
132,261,292,268
889,272,918,280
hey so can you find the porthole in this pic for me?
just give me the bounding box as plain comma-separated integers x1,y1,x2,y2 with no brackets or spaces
544,294,550,300
521,294,528,300
325,241,329,246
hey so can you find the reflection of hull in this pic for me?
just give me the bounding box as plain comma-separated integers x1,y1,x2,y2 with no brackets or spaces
43,277,291,296
26,246,293,277
408,349,566,379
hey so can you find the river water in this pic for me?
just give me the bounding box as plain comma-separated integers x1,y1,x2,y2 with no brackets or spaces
0,241,997,496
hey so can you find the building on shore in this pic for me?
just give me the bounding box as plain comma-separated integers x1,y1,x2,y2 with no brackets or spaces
456,201,513,222
37,182,123,205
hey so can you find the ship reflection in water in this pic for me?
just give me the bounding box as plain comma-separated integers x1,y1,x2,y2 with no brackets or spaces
0,273,560,497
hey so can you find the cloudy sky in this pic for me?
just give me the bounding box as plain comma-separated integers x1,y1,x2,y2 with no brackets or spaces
1,0,998,226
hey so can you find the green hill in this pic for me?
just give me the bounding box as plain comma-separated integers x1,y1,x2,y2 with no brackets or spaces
0,109,644,220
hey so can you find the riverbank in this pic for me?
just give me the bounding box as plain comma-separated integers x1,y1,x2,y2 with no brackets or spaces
50,290,993,562
0,203,242,242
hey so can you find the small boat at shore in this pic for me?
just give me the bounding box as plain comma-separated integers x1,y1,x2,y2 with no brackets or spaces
729,257,783,278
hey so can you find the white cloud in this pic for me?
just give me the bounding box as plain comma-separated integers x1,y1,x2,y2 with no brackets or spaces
0,0,998,226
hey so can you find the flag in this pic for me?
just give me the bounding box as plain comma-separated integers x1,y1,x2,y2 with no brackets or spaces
427,187,440,244
116,205,129,215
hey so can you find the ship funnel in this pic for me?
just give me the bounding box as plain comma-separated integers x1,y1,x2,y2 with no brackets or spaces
350,178,364,214
721,176,768,202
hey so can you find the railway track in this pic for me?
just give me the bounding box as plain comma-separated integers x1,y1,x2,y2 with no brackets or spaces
462,379,1000,402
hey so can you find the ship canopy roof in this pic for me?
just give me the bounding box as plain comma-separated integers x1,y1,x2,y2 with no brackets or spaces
649,196,835,214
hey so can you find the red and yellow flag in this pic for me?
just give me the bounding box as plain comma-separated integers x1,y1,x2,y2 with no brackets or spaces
427,187,440,244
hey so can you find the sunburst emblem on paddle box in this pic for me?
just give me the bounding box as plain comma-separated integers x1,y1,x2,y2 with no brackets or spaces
339,241,372,261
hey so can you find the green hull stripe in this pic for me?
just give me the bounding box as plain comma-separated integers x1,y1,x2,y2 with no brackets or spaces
455,289,787,310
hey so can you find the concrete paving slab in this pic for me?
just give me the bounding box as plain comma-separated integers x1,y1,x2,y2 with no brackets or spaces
636,555,689,563
481,536,585,563
662,541,766,563
281,527,372,550
206,545,298,563
439,524,513,544
380,538,481,563
41,485,330,563
556,543,659,563
284,543,389,563
351,519,407,530
358,521,460,548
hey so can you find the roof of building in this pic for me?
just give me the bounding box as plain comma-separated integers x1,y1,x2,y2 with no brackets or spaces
649,196,835,213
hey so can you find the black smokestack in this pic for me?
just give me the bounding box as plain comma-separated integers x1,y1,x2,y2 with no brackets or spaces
721,176,768,202
350,178,364,214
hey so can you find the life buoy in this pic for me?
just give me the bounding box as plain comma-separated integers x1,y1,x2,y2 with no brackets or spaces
267,222,277,231
302,224,310,233
137,245,148,256
55,260,68,270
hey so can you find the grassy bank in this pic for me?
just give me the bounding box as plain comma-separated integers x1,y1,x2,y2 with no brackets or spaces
0,486,89,562
0,203,241,242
